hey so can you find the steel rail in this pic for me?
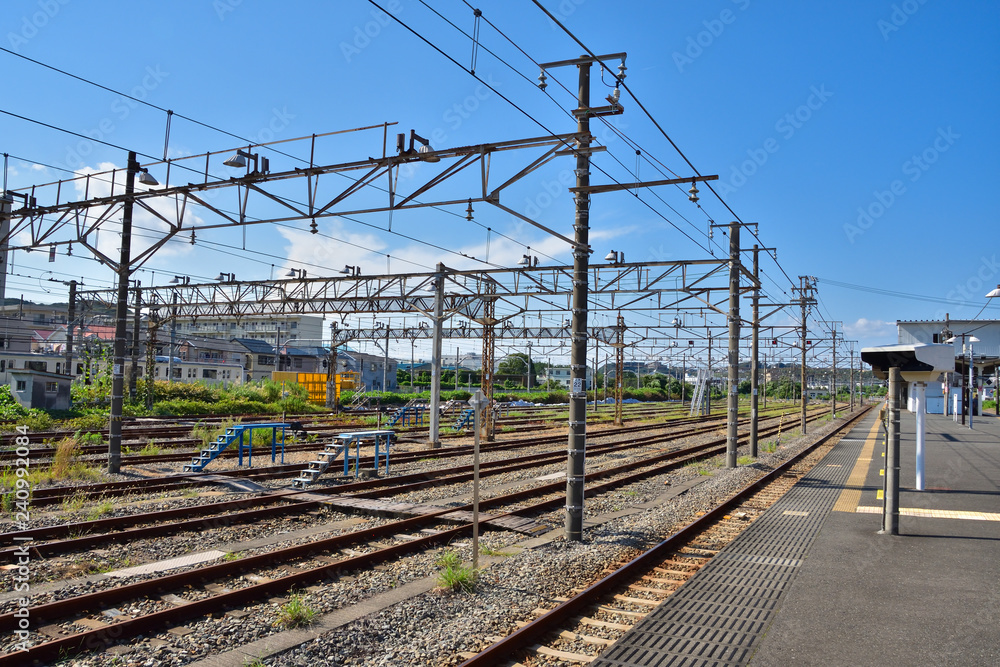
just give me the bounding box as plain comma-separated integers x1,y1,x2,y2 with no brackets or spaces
458,406,873,666
0,408,836,664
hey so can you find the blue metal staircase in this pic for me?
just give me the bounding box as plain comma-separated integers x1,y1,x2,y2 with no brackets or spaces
184,426,244,472
292,439,347,488
183,423,289,472
451,408,475,431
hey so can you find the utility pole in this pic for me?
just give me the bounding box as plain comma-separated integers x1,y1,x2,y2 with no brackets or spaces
168,292,178,383
129,281,141,400
706,333,713,416
565,57,592,543
849,344,855,411
65,279,77,379
382,322,390,392
327,322,339,411
429,263,445,447
537,51,715,542
0,193,10,303
792,276,817,434
725,221,741,468
831,325,837,418
108,151,138,475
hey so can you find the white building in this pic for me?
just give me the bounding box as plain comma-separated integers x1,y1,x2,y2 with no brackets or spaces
896,319,1000,414
542,365,594,390
175,314,325,346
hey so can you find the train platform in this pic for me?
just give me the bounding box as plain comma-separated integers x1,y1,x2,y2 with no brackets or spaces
592,408,1000,667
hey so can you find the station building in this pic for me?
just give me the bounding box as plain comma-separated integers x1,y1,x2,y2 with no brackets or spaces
896,318,1000,414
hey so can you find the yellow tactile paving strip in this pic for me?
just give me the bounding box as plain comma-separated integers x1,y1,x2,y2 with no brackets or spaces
832,419,882,513
855,506,1000,522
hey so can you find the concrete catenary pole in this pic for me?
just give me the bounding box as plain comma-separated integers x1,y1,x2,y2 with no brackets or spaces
750,246,759,456
65,279,77,378
565,59,592,542
726,221,741,468
108,151,138,474
429,263,445,447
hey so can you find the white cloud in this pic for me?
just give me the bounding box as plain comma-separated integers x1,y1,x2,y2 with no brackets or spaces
72,162,202,261
276,216,580,276
844,318,897,348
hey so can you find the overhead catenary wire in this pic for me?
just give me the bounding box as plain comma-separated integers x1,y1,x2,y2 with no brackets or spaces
529,0,798,293
0,49,564,269
379,0,716,257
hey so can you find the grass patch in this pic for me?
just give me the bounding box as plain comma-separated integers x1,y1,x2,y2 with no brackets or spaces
274,595,317,629
87,500,114,520
61,492,88,512
479,546,514,558
222,551,242,562
435,550,476,593
737,456,755,466
137,441,163,456
417,457,439,463
49,437,101,483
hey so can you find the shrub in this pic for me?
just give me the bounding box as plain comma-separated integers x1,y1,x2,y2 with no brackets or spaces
0,385,28,421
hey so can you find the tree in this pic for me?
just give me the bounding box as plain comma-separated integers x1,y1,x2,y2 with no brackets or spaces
497,352,536,387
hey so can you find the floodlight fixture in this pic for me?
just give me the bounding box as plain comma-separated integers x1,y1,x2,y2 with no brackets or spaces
223,149,269,175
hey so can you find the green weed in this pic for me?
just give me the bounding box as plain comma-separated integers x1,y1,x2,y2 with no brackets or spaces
138,441,163,456
61,492,87,512
479,546,514,557
274,595,317,628
86,500,114,520
435,550,476,593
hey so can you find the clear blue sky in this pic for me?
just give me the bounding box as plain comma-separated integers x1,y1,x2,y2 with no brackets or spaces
1,0,997,363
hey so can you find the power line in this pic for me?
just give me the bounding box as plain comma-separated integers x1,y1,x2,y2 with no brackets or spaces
384,0,715,256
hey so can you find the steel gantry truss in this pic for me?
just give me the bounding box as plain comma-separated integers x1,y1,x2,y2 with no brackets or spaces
77,259,754,322
6,92,737,540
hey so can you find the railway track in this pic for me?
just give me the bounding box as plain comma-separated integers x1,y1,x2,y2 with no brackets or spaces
0,401,736,464
458,406,871,666
0,407,832,665
0,407,818,556
2,405,812,507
